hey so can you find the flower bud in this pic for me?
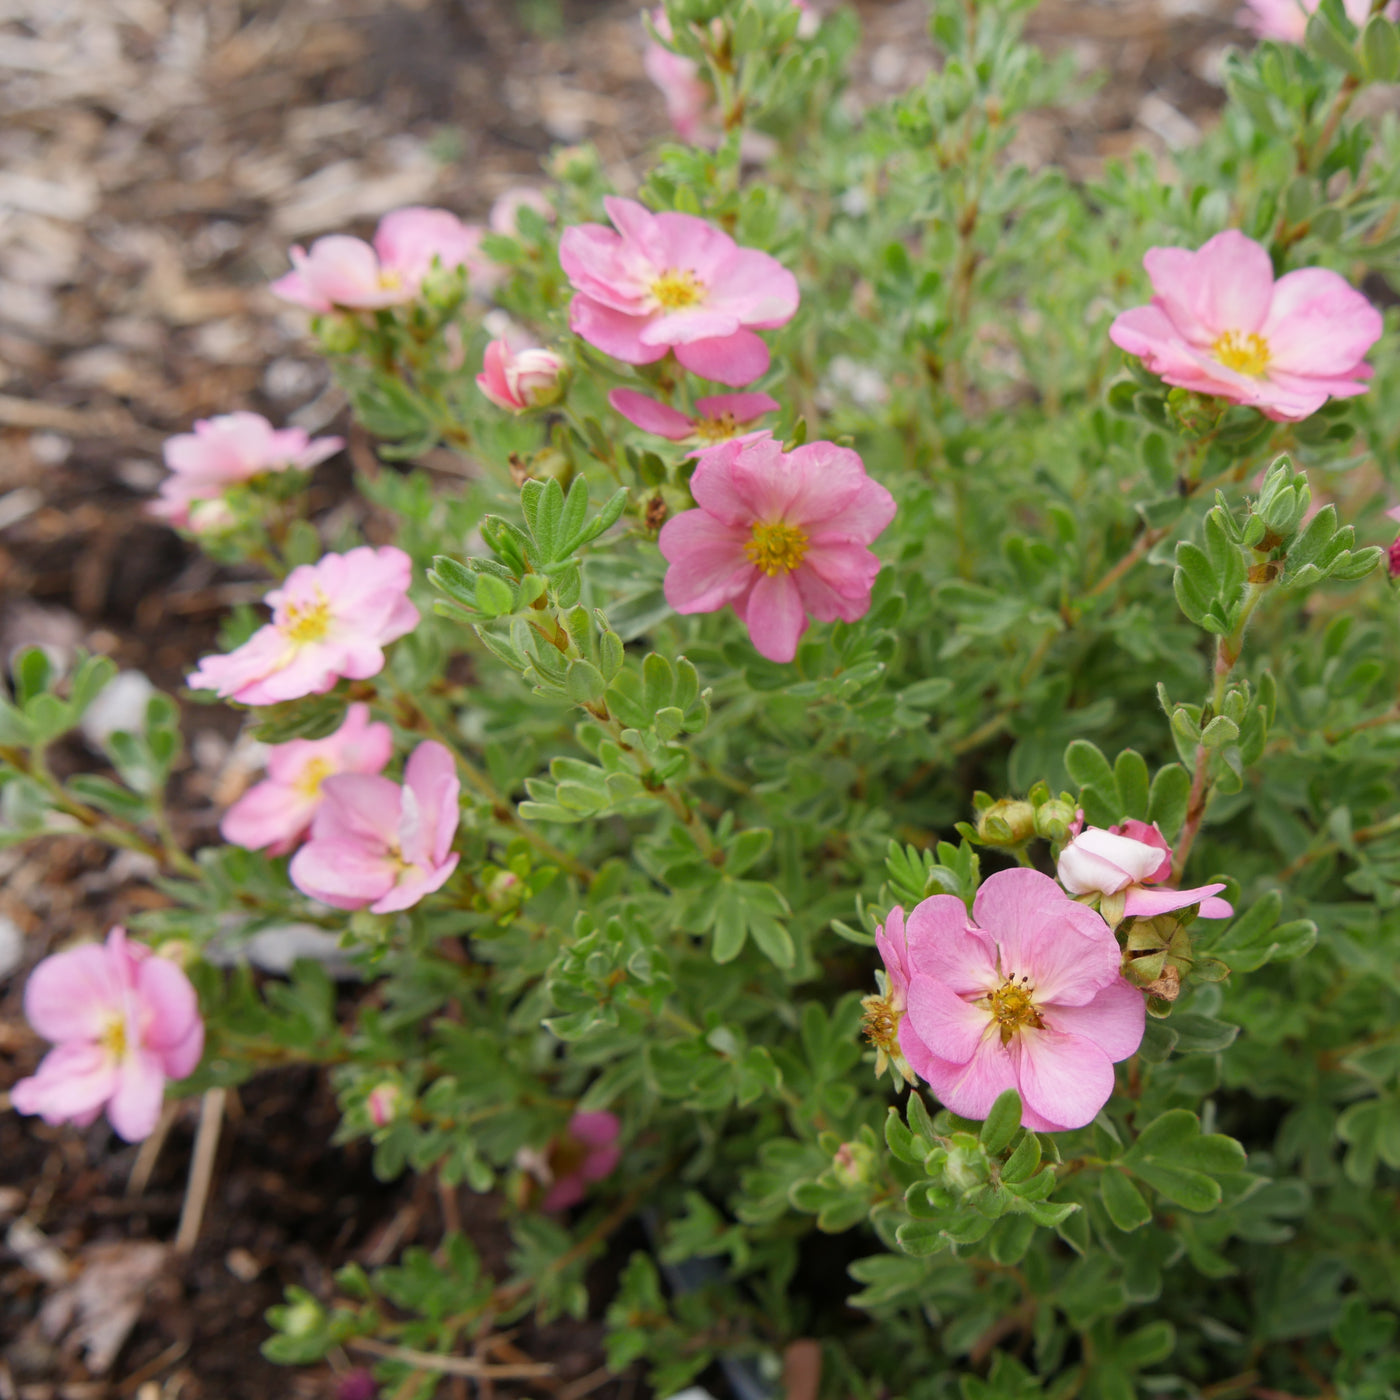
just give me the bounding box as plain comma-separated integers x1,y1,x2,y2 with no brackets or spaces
1034,797,1077,843
420,261,468,311
975,798,1036,847
832,1139,877,1188
314,313,362,356
548,143,601,183
476,341,567,413
336,1370,378,1400
367,1083,401,1128
186,497,238,538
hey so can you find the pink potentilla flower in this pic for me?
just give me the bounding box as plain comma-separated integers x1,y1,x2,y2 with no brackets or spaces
609,388,778,443
188,546,419,706
1110,231,1382,423
288,740,460,914
862,907,918,1085
11,927,204,1143
897,869,1146,1132
150,412,342,528
272,207,495,312
489,186,555,237
657,435,895,663
541,1110,622,1212
476,341,567,412
559,197,800,387
220,703,394,856
643,9,718,145
1058,823,1233,920
1239,0,1396,42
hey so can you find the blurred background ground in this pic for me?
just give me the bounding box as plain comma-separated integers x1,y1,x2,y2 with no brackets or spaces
0,0,1245,1395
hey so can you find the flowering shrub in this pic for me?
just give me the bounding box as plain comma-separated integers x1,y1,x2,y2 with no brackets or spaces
6,0,1400,1393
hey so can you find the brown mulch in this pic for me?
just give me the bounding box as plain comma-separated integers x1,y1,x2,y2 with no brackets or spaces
0,0,1242,1395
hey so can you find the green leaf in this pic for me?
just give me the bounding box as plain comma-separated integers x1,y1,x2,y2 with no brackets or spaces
979,1089,1022,1155
1121,1109,1245,1212
1100,1167,1153,1232
1363,15,1400,81
1064,739,1115,796
1147,763,1191,839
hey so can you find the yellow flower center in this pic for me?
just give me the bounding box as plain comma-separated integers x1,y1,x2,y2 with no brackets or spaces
281,593,333,644
986,977,1044,1046
745,520,809,577
651,267,705,310
692,412,740,444
294,755,336,799
1212,329,1271,377
861,992,900,1056
378,268,403,291
101,1015,128,1061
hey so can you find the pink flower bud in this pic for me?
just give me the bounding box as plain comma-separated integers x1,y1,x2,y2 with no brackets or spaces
476,341,566,413
367,1083,401,1128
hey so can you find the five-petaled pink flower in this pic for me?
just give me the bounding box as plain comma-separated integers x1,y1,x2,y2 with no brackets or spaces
1058,821,1233,921
658,435,895,663
272,207,496,312
12,927,204,1143
220,703,394,856
896,869,1146,1132
476,341,567,413
1110,231,1382,422
188,546,419,706
610,388,778,444
288,740,460,913
1239,0,1396,43
150,412,342,528
559,198,800,387
540,1111,622,1212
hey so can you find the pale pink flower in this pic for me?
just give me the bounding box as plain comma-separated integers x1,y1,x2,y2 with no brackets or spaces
541,1111,622,1212
188,547,419,706
643,9,717,145
559,198,800,387
220,703,394,856
150,412,342,528
657,435,895,662
11,927,204,1142
1058,821,1233,920
288,740,460,914
488,187,554,237
476,341,567,413
272,207,496,312
609,388,778,443
1110,231,1382,422
1240,0,1396,42
897,869,1146,1132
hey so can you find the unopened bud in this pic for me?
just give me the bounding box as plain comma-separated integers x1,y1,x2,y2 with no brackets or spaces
187,497,238,538
976,798,1036,848
314,313,361,356
832,1139,877,1188
367,1083,401,1128
477,341,567,414
1033,798,1077,843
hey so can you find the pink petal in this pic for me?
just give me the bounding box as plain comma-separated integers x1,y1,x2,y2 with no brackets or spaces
659,510,754,613
582,1143,622,1181
904,895,999,995
638,308,740,347
369,853,458,913
693,392,779,423
905,980,993,1064
23,942,124,1043
559,225,652,313
793,556,877,623
312,773,402,847
704,246,801,329
569,295,667,364
1197,895,1234,919
1015,1026,1116,1131
1261,268,1382,377
798,542,882,608
541,1176,586,1213
609,389,694,439
1039,978,1145,1063
570,1110,621,1148
687,439,758,526
1113,820,1173,882
875,906,911,999
1121,882,1229,918
744,571,807,662
402,741,460,867
1058,828,1163,895
1141,247,1214,345
158,1015,205,1081
220,778,315,854
803,473,897,545
10,1042,118,1126
674,329,771,386
107,1047,168,1142
289,837,399,909
1188,230,1276,336
135,956,200,1053
909,1030,1018,1121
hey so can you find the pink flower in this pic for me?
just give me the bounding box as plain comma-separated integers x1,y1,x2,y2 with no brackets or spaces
541,1111,621,1212
609,388,778,443
1110,231,1382,422
488,186,554,237
559,198,800,387
643,10,717,145
861,907,919,1085
1057,821,1233,920
366,1083,401,1128
897,869,1146,1132
220,704,394,856
288,740,460,914
188,546,419,706
150,412,342,528
11,928,204,1142
657,435,895,662
476,341,567,412
272,207,496,312
1239,0,1396,42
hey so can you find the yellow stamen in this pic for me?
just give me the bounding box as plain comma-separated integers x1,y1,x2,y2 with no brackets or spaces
294,755,336,799
651,267,705,310
1212,329,1271,377
101,1016,128,1060
692,412,740,444
281,592,332,644
378,268,403,291
745,520,809,577
986,977,1045,1046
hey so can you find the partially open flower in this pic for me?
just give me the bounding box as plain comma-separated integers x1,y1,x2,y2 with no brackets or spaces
658,435,895,663
220,703,394,856
11,927,204,1142
897,869,1145,1132
289,740,460,914
476,341,567,413
188,547,419,706
1057,821,1233,922
1110,230,1382,422
862,906,918,1086
559,198,800,387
